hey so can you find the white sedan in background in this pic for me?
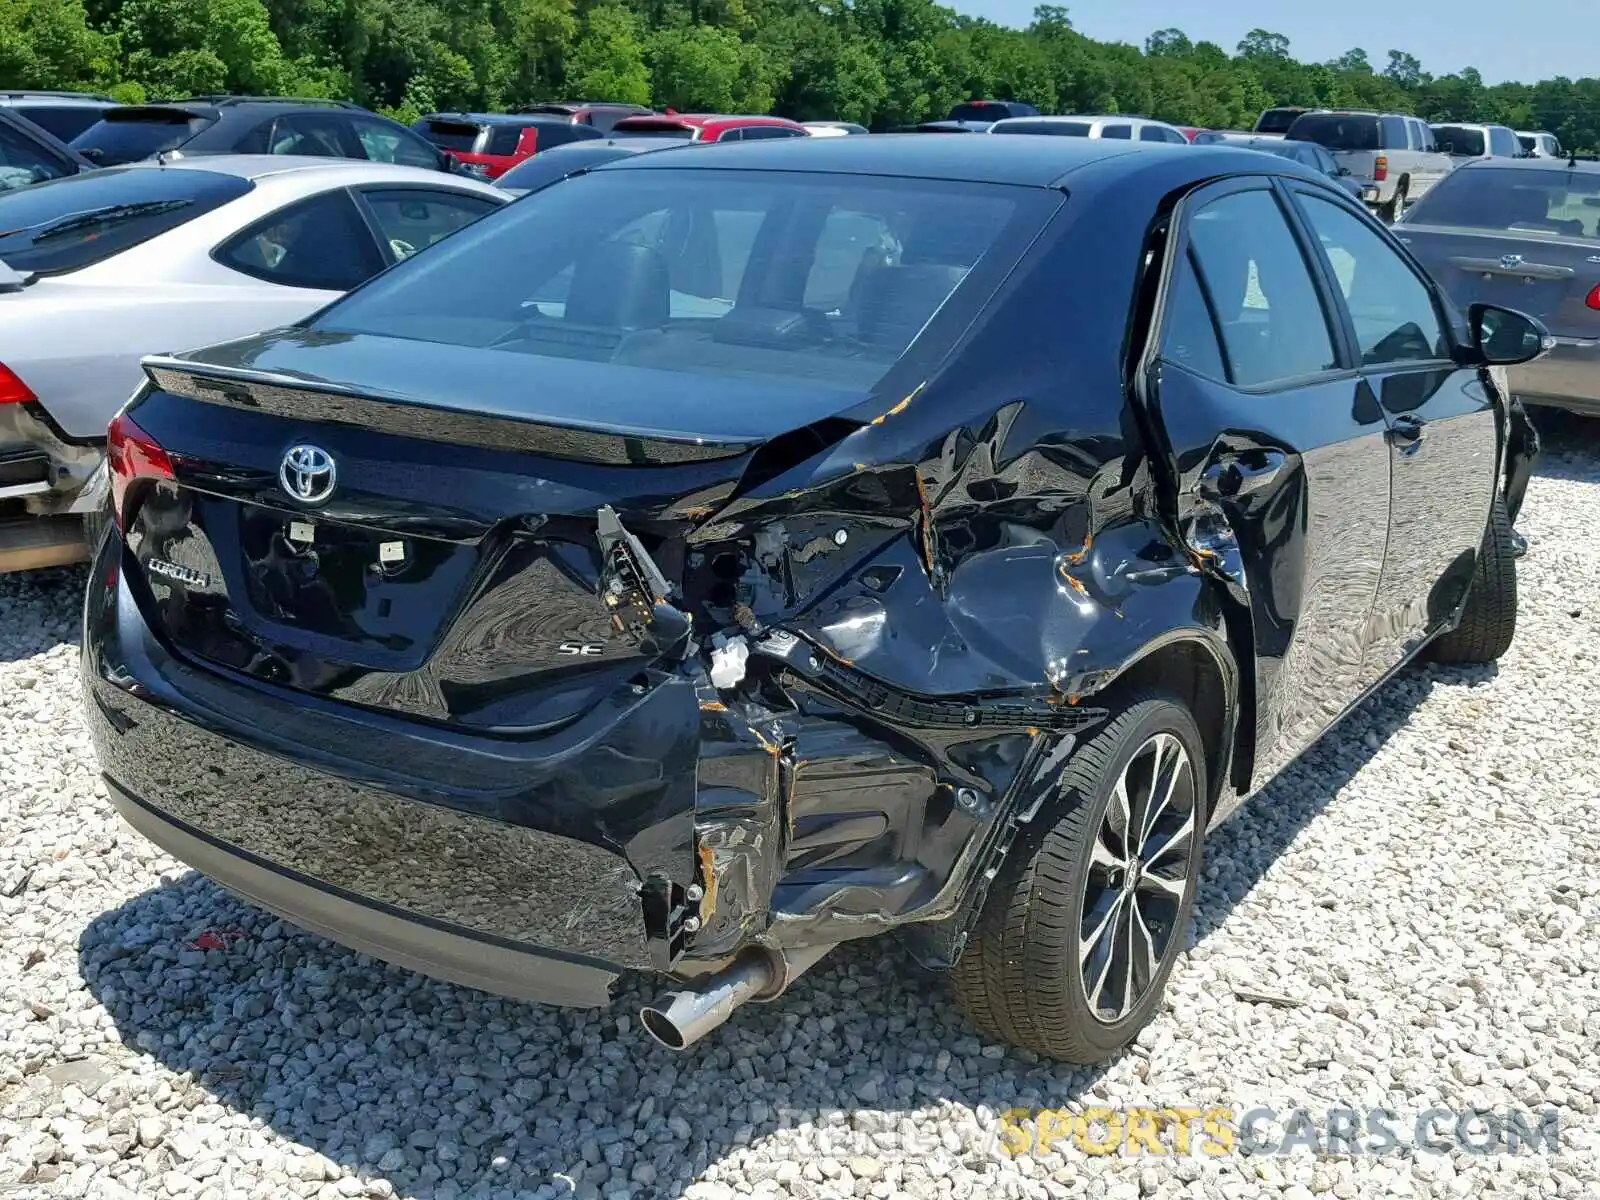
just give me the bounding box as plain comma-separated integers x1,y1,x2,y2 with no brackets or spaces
0,155,505,572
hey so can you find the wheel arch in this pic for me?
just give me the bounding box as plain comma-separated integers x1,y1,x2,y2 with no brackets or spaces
1086,623,1244,825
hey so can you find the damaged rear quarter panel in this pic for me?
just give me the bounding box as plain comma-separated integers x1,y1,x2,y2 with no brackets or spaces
680,186,1241,955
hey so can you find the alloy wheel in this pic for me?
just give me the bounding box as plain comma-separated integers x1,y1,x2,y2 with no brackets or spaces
1078,731,1199,1022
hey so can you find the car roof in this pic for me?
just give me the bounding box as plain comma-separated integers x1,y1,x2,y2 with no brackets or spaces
1452,156,1600,174
110,154,488,185
423,112,576,127
603,132,1268,188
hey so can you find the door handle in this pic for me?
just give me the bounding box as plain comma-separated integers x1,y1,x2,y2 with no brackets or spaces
1387,415,1427,448
1195,451,1286,502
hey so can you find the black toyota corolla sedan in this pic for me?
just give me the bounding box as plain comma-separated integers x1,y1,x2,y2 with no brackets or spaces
84,135,1545,1063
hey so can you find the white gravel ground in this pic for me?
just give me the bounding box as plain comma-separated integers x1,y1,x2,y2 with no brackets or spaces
2,416,1597,1200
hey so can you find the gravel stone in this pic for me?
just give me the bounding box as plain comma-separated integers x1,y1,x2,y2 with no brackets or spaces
2,419,1598,1199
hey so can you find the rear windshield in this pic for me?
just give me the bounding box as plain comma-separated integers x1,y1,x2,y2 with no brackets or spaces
1407,167,1600,240
498,145,641,191
1287,114,1380,151
1435,126,1485,157
0,166,251,274
416,120,484,153
1255,109,1304,135
70,109,213,165
12,104,106,143
611,122,695,140
313,168,1052,393
995,120,1091,137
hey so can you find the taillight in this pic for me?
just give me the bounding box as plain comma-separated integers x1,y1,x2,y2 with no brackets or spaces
1587,283,1600,310
1374,155,1389,182
106,411,174,531
0,362,36,405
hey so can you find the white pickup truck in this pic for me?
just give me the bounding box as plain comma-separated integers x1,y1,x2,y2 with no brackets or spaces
1283,110,1454,221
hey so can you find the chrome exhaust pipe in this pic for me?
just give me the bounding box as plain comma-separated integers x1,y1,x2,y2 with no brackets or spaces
640,944,832,1051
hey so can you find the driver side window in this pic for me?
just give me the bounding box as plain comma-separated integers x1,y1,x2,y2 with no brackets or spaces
1296,193,1450,365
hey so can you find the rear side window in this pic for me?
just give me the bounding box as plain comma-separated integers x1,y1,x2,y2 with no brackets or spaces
1288,114,1380,152
0,166,251,274
1184,188,1338,388
12,104,105,143
312,170,1051,393
1381,117,1408,148
1101,125,1132,140
1406,167,1600,239
486,126,524,156
216,189,383,291
417,120,483,154
359,189,499,262
71,109,212,165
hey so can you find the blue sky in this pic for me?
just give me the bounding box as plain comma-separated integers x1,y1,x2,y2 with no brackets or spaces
950,1,1592,85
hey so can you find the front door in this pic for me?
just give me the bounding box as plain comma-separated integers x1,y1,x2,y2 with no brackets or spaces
1289,187,1501,676
1140,177,1395,792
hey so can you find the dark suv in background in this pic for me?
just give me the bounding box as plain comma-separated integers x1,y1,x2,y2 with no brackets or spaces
70,96,455,172
0,91,117,143
412,113,605,179
516,102,654,134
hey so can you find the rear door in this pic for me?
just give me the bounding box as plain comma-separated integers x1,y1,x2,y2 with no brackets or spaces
1289,185,1498,674
1140,177,1394,788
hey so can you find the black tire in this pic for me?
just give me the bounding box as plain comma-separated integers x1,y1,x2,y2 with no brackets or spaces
1427,494,1517,664
1381,181,1408,223
951,692,1207,1063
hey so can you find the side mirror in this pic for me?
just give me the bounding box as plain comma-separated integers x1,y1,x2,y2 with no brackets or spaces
439,151,459,173
1468,303,1551,367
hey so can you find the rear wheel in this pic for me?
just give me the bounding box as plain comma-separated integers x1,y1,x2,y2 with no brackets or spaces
1381,180,1409,222
1427,494,1517,664
951,693,1206,1063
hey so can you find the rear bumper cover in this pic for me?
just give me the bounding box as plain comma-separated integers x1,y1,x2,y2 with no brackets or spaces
1512,337,1600,414
83,533,705,1004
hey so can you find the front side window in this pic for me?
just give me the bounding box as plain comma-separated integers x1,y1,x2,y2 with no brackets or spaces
359,189,499,262
216,189,383,291
0,167,252,273
267,114,350,158
1297,194,1449,365
312,169,1050,393
1139,126,1166,143
1185,188,1338,388
354,118,441,169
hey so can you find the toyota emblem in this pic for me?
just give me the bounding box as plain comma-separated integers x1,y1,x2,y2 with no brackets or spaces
279,444,337,504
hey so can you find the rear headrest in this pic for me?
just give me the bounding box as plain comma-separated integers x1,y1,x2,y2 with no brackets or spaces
853,263,967,349
564,239,670,329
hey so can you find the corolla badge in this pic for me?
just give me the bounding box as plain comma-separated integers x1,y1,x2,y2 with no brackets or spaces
1500,254,1525,269
279,444,337,504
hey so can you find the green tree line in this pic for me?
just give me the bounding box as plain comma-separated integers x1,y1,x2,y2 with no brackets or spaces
3,0,1598,147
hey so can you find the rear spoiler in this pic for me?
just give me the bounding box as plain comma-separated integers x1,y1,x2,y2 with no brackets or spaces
139,357,761,467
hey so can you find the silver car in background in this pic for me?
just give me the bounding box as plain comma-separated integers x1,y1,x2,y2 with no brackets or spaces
1397,157,1600,417
0,155,505,572
988,114,1191,144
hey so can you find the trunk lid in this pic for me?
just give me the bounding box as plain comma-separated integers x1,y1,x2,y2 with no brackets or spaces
1399,224,1600,339
120,332,867,732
